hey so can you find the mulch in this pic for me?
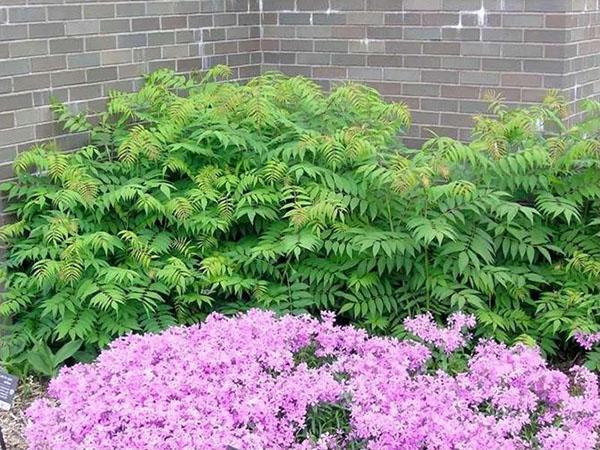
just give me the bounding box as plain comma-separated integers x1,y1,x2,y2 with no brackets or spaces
0,377,46,450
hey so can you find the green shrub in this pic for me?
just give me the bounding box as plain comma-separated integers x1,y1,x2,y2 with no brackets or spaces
0,67,412,372
0,67,599,374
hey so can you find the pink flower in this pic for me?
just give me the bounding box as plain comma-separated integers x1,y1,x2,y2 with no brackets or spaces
403,311,476,353
574,331,600,350
25,310,600,450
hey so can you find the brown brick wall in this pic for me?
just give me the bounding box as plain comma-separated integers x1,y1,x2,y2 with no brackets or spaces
261,0,600,146
0,0,261,180
565,1,600,122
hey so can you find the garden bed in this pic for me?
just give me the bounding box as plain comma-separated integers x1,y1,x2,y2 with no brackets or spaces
1,68,600,449
0,378,46,450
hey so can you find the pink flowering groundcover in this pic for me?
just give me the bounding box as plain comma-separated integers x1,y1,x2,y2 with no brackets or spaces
25,310,600,450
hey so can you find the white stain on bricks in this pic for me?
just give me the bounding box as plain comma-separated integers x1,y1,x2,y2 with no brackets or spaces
449,13,464,29
573,82,581,101
199,39,206,71
310,8,338,26
259,0,263,39
475,6,486,26
358,37,384,51
445,3,487,30
358,38,371,50
200,0,225,70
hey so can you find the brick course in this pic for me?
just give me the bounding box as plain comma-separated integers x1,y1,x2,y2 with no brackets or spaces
0,0,599,177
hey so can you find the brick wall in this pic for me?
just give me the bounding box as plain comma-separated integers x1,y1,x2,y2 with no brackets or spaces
0,0,599,174
262,0,600,146
0,0,261,180
566,1,600,122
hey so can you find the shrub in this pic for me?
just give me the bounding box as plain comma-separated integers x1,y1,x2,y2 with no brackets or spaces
1,67,600,374
1,67,413,371
25,310,600,449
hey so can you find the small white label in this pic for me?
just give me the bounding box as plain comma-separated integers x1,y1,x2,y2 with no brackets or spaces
0,371,18,411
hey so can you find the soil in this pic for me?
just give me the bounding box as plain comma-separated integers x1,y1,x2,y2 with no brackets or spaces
0,377,46,450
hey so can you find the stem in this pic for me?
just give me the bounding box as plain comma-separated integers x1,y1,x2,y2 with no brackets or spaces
386,196,395,232
423,186,431,310
282,258,293,308
425,246,430,310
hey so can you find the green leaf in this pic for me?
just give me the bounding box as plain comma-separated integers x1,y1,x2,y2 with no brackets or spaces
54,340,83,366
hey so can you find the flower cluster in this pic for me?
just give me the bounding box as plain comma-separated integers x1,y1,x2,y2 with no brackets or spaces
574,330,600,350
403,311,476,353
26,310,600,450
